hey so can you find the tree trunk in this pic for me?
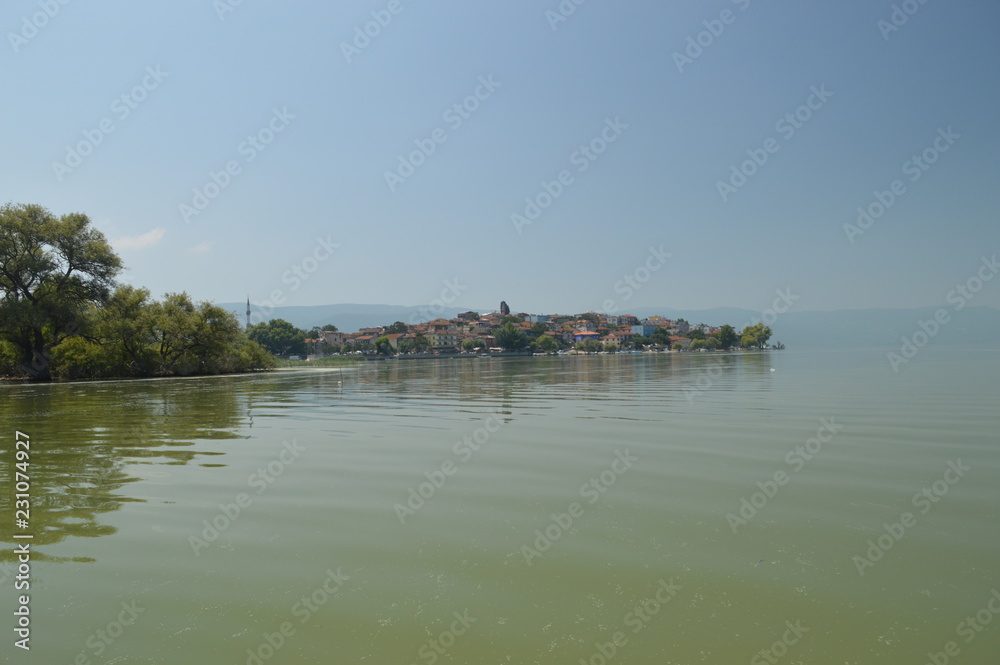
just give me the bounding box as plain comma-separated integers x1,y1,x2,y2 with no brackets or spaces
21,346,51,381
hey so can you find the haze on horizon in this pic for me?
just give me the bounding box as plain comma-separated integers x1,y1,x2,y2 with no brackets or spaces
4,0,998,315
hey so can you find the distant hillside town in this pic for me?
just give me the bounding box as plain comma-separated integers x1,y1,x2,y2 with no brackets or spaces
246,301,778,358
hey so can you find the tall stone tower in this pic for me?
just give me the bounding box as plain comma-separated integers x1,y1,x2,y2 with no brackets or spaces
246,297,251,331
500,301,510,316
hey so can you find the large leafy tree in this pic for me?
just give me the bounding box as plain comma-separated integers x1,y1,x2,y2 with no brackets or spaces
385,321,408,334
247,318,306,356
95,285,156,375
717,324,738,350
650,327,672,348
740,323,772,349
461,339,479,353
0,203,121,379
373,336,393,355
413,334,431,352
528,322,549,338
146,293,244,374
532,334,558,353
494,322,528,351
307,323,339,337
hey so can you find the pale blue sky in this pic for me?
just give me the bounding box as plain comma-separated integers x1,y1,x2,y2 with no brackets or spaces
4,0,998,315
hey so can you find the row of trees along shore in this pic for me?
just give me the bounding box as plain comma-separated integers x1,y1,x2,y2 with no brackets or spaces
0,203,273,381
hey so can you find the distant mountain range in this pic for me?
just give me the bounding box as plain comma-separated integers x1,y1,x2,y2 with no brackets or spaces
215,302,1000,349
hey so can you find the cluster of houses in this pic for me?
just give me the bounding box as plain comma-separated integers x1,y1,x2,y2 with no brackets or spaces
306,309,721,355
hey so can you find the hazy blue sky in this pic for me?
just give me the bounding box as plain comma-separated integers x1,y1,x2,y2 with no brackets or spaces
4,0,998,316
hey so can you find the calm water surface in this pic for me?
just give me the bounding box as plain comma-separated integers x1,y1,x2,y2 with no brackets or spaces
1,348,998,664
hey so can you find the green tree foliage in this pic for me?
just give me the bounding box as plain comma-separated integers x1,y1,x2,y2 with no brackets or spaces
0,340,22,377
650,327,673,347
630,335,651,350
385,321,408,334
705,336,721,350
532,334,558,353
414,334,431,352
685,329,706,340
740,323,772,349
45,290,273,379
717,324,738,350
146,294,244,374
494,322,528,351
528,322,549,338
575,339,602,353
0,204,273,380
0,203,121,379
690,338,707,350
374,336,393,355
500,315,524,326
93,285,156,375
462,339,484,353
247,319,306,356
307,323,340,337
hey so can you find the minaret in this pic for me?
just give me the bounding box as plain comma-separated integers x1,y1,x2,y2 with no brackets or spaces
246,297,251,331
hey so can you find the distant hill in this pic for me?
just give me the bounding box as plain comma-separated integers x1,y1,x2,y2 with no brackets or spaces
216,302,480,335
216,302,1000,349
628,305,1000,348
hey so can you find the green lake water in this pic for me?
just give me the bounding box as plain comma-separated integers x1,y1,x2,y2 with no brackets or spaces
1,348,998,664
